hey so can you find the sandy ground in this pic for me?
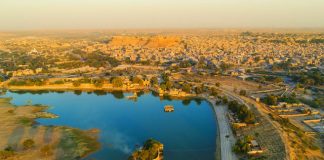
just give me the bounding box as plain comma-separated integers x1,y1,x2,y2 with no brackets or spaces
0,98,99,160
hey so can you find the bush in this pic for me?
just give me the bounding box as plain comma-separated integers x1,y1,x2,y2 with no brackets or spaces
228,100,255,124
233,136,253,154
72,81,81,87
54,80,64,84
239,90,247,96
40,145,53,157
262,95,278,105
0,150,15,159
23,139,35,150
111,77,123,87
7,109,14,114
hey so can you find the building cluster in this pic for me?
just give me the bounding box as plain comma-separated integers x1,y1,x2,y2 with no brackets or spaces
0,32,323,77
269,102,323,134
270,102,319,117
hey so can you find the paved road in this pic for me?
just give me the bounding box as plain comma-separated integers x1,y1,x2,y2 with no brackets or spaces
206,97,237,160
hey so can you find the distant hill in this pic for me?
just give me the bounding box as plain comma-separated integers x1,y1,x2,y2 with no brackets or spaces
108,36,181,48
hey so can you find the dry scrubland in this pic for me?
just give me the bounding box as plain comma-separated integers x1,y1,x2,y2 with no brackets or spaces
236,101,287,159
0,98,99,160
243,97,324,160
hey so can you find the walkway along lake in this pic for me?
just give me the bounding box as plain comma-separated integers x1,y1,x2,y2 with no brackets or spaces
2,90,218,160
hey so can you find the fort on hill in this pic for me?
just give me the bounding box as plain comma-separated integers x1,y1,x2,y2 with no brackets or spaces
108,36,181,48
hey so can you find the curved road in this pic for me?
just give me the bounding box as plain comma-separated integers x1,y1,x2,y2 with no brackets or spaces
206,97,237,160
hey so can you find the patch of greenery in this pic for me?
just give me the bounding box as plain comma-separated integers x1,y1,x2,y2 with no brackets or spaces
129,139,163,160
8,78,47,86
233,135,254,154
228,100,255,124
291,69,323,86
299,98,323,109
22,139,35,150
0,147,15,159
57,128,99,160
18,117,34,126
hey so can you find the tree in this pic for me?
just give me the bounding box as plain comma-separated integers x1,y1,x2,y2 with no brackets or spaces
150,77,159,86
133,77,144,86
112,77,123,87
233,87,237,93
274,77,283,83
210,87,219,96
72,81,81,87
219,62,232,71
239,90,247,96
215,82,220,87
165,81,173,90
93,78,104,88
182,83,191,93
22,139,35,150
160,84,167,91
195,86,203,94
222,96,228,104
263,95,278,105
40,145,53,157
161,73,169,82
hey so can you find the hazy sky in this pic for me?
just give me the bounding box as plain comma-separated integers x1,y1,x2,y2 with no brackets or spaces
1,0,323,30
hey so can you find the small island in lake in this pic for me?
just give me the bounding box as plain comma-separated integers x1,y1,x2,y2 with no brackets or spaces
164,105,174,112
129,139,164,160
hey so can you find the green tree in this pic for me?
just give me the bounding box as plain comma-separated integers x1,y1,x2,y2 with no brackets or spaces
182,83,191,93
150,77,159,86
195,86,203,94
72,81,81,87
160,84,167,91
112,77,123,87
133,77,144,86
22,139,35,150
264,95,278,105
239,90,247,96
165,81,173,90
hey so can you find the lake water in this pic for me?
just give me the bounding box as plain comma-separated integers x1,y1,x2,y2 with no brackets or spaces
3,90,218,160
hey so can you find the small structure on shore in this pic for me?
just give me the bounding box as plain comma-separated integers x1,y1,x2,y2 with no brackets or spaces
127,92,138,100
164,105,174,112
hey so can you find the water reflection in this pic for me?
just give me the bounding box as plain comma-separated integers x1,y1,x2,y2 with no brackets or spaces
3,90,217,160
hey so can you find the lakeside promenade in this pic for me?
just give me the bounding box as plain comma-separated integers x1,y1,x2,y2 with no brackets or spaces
205,97,237,160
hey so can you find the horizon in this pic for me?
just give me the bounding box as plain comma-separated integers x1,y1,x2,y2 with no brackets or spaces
1,0,324,30
1,27,324,33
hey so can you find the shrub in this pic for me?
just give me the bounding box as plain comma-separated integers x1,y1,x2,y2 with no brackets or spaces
239,90,247,96
0,150,15,159
72,81,81,87
54,80,64,84
40,145,53,157
23,139,35,150
7,109,14,114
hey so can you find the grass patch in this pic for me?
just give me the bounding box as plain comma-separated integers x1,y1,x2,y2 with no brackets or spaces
57,127,100,160
18,117,34,126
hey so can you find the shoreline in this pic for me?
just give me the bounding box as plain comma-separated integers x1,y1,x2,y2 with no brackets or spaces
203,97,236,160
2,86,223,160
0,97,100,159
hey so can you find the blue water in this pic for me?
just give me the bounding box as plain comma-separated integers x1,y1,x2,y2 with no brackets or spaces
3,91,217,160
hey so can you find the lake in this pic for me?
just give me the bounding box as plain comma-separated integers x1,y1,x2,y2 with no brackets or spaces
2,90,218,160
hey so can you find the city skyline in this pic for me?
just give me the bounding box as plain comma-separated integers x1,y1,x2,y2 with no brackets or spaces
1,0,324,30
